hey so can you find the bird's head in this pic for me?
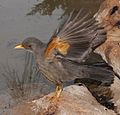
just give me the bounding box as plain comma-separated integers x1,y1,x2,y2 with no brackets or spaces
15,37,44,53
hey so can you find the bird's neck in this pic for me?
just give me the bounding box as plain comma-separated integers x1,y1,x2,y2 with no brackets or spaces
33,44,46,60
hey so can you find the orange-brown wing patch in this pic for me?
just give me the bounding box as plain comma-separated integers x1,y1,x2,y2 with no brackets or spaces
44,37,70,60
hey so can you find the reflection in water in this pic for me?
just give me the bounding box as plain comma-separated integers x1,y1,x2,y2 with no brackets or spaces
0,0,104,109
27,0,103,17
2,52,53,103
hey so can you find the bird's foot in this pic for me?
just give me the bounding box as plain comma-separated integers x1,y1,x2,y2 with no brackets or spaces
49,94,59,103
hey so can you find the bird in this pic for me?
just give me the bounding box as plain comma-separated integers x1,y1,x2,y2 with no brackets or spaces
15,10,114,101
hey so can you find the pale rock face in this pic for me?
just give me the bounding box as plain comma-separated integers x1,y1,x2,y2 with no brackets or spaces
95,0,120,80
95,0,120,114
110,77,120,113
3,85,116,115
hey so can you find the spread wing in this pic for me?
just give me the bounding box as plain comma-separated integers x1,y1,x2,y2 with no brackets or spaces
44,10,107,63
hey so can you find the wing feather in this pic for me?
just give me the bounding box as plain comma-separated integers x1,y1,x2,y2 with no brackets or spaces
44,9,107,63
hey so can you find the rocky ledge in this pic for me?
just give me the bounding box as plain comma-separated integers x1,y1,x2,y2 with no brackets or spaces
3,85,116,115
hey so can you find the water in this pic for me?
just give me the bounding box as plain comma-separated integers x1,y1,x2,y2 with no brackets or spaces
0,0,62,91
0,0,103,112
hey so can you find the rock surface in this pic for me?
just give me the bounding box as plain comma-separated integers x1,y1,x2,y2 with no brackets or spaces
95,0,120,114
110,77,120,113
95,0,120,77
3,85,116,115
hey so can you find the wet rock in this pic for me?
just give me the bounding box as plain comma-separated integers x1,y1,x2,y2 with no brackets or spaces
4,85,116,115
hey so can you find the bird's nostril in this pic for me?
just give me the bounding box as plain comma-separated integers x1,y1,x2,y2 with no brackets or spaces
28,45,32,48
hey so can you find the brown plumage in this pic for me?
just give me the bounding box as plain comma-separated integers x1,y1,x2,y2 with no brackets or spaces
15,10,114,100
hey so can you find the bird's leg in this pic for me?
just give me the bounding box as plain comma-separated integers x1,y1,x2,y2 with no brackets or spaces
50,84,63,101
55,85,63,98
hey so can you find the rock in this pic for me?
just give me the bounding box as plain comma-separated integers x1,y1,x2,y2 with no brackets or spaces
110,76,120,113
95,0,120,114
3,85,116,115
95,0,120,30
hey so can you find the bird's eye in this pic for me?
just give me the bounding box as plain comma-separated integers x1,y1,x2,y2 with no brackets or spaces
28,45,32,48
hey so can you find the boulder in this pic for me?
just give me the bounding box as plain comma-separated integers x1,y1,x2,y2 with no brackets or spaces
4,85,116,115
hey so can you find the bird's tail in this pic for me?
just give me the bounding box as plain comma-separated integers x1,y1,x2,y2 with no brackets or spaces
62,58,114,86
74,64,115,111
76,64,114,86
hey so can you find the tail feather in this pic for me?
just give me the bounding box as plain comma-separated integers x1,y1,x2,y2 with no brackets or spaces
81,65,114,85
62,59,114,86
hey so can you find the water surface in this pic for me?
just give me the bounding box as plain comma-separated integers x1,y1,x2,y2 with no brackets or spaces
0,0,103,99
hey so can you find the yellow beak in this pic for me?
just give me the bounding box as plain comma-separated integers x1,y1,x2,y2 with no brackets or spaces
14,44,24,49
